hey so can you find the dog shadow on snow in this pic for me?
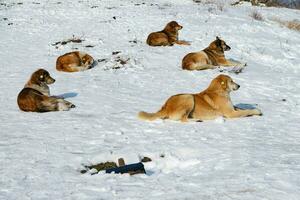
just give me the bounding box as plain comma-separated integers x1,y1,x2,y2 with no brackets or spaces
90,60,99,69
234,103,258,110
57,92,78,99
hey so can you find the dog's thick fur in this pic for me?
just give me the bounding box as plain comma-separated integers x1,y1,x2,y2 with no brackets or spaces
182,37,244,70
17,69,75,112
146,21,190,46
138,75,262,122
56,51,94,72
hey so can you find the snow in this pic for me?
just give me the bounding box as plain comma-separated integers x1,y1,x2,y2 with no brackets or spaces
0,0,300,199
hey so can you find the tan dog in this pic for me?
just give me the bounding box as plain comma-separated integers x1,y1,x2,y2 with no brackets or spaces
182,37,245,70
17,69,75,112
146,21,190,46
138,75,262,122
56,51,94,72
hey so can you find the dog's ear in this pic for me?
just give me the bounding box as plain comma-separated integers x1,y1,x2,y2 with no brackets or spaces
33,69,45,82
169,21,176,27
216,37,222,47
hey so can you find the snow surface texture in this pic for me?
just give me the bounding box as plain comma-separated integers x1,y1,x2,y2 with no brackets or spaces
0,0,300,199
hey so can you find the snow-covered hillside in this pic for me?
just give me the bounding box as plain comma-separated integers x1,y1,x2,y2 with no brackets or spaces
0,0,299,199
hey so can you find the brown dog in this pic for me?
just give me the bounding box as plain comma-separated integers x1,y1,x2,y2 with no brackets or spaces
146,21,190,46
17,69,75,112
138,75,262,122
182,37,245,70
56,51,94,72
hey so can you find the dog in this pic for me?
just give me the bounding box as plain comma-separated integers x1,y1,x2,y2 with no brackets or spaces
56,51,94,72
182,37,245,70
138,74,262,122
17,69,75,112
146,21,190,46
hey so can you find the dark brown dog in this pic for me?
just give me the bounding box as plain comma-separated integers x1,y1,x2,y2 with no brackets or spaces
17,69,75,112
146,21,190,46
182,37,245,70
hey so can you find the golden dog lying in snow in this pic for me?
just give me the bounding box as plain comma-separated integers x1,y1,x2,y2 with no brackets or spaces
146,21,190,46
138,75,262,122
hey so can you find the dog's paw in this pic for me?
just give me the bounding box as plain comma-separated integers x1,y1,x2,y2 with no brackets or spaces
66,101,76,109
229,65,245,74
236,62,246,68
58,100,75,111
177,40,190,45
253,108,262,116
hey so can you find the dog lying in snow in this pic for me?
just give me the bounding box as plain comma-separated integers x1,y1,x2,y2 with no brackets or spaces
138,74,262,122
146,21,190,46
56,51,94,72
182,37,245,70
17,69,75,112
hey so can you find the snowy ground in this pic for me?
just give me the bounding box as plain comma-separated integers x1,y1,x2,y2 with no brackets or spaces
0,0,300,199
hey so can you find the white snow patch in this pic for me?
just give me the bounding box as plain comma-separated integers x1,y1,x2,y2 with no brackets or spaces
0,0,300,200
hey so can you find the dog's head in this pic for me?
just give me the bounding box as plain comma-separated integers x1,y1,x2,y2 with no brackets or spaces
82,54,94,66
164,21,183,32
210,36,231,52
31,69,55,85
210,74,240,92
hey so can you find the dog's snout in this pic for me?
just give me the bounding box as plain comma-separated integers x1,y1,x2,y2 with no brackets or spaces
226,45,231,51
232,82,240,91
71,104,76,108
47,77,55,84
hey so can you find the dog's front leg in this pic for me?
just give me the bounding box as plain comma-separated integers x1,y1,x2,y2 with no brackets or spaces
222,59,246,67
194,64,217,70
224,108,262,118
176,40,191,45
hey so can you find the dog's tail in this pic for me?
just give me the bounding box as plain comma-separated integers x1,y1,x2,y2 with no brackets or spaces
138,110,165,121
